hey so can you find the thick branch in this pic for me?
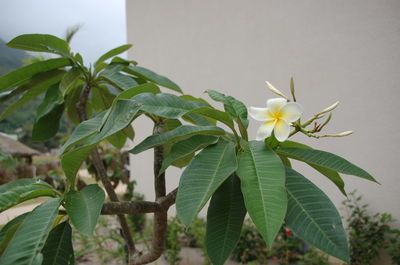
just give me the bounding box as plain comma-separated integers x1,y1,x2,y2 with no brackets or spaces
101,188,178,215
130,122,169,265
76,83,135,253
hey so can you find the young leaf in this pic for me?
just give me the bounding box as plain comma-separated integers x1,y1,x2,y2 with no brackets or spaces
236,141,287,247
94,44,132,68
276,147,377,182
64,184,105,236
0,58,70,93
285,167,349,262
159,135,219,174
124,65,182,93
0,198,61,265
130,125,225,154
42,222,74,265
206,175,246,265
0,179,55,213
61,145,95,187
176,140,237,226
7,34,70,56
133,92,207,119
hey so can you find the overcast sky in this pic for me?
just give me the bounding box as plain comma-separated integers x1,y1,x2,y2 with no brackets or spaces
0,0,127,63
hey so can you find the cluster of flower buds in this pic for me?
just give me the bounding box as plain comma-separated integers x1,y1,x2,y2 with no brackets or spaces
265,79,353,139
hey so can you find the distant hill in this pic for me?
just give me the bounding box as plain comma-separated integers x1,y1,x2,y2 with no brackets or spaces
0,38,26,75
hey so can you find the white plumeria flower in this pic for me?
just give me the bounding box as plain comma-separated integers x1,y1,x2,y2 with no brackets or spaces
249,98,303,142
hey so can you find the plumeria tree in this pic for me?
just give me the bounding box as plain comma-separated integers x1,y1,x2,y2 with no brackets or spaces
0,34,377,265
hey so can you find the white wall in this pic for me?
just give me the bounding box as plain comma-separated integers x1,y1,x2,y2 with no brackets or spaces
126,0,400,222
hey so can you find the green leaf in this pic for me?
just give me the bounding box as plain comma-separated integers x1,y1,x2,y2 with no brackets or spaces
130,125,225,154
285,167,349,262
95,44,132,68
0,179,55,213
36,84,63,119
42,222,74,265
205,175,246,265
188,107,235,132
106,130,127,149
236,141,287,246
61,100,142,185
124,65,182,93
0,58,70,93
115,83,160,101
91,85,115,111
0,198,61,265
0,70,65,120
276,147,377,182
279,141,346,195
159,135,219,174
133,92,207,119
61,145,95,187
32,103,64,141
60,110,108,154
7,34,70,56
59,67,81,95
64,184,105,236
65,84,83,124
176,139,237,226
101,64,138,90
0,213,29,255
206,90,248,128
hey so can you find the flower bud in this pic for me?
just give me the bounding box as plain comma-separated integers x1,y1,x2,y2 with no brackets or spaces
265,81,289,100
316,101,340,117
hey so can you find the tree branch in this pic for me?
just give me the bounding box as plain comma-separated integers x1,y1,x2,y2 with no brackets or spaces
130,122,169,265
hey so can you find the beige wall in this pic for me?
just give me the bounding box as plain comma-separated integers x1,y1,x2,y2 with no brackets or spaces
126,0,400,222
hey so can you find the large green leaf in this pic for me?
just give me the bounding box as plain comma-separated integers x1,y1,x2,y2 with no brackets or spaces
0,198,61,265
276,147,377,182
159,135,219,175
205,175,246,265
279,141,346,195
0,70,65,120
130,125,225,154
236,141,287,246
285,167,349,262
91,85,115,111
176,140,237,226
124,65,182,93
0,213,29,255
94,44,132,68
7,34,70,56
60,110,108,154
132,92,206,119
42,222,74,265
0,179,56,213
0,58,70,93
64,184,105,236
59,67,81,95
115,83,160,101
32,103,64,141
35,84,63,119
61,100,142,185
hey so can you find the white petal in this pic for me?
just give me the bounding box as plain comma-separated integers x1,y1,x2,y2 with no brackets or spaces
280,102,303,122
274,120,290,142
266,98,287,114
256,120,276,141
248,107,273,121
